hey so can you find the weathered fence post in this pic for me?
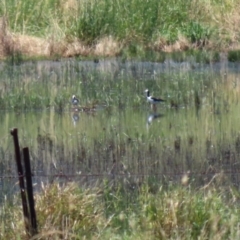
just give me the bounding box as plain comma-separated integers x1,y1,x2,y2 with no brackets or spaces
23,147,38,235
10,128,30,234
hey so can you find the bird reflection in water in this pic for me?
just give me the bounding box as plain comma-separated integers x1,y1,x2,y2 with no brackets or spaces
146,113,164,128
71,112,80,126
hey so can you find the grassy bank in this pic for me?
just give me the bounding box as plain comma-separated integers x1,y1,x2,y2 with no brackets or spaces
0,0,240,59
1,180,240,239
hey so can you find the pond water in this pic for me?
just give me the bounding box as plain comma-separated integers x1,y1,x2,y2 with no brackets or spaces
1,58,240,198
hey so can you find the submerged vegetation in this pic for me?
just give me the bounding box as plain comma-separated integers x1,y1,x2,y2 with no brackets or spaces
0,0,240,59
0,60,240,180
1,181,240,239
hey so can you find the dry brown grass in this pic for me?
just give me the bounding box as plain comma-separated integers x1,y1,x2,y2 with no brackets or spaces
34,183,103,240
12,35,50,57
0,17,13,58
63,38,92,57
0,18,122,58
60,0,78,13
94,36,122,56
3,37,122,59
0,31,92,59
153,35,190,52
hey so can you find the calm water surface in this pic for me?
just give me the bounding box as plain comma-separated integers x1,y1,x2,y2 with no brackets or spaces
1,58,240,198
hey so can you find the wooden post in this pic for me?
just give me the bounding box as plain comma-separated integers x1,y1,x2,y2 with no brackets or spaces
23,147,38,235
10,128,30,234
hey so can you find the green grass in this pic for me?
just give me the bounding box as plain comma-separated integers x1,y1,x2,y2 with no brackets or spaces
0,0,240,59
72,0,191,44
1,181,240,239
3,0,191,43
228,50,240,62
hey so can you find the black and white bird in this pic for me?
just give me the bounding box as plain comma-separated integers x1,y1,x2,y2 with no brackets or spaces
145,89,165,112
145,89,165,104
72,95,79,106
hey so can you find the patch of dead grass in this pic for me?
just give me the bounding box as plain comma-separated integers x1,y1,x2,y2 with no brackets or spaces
12,34,50,57
153,35,190,52
0,16,123,59
94,36,122,56
60,0,78,13
0,17,13,58
63,38,92,57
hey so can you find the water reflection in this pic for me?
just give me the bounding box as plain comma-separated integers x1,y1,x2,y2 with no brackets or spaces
146,112,164,126
71,112,80,126
1,59,240,200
